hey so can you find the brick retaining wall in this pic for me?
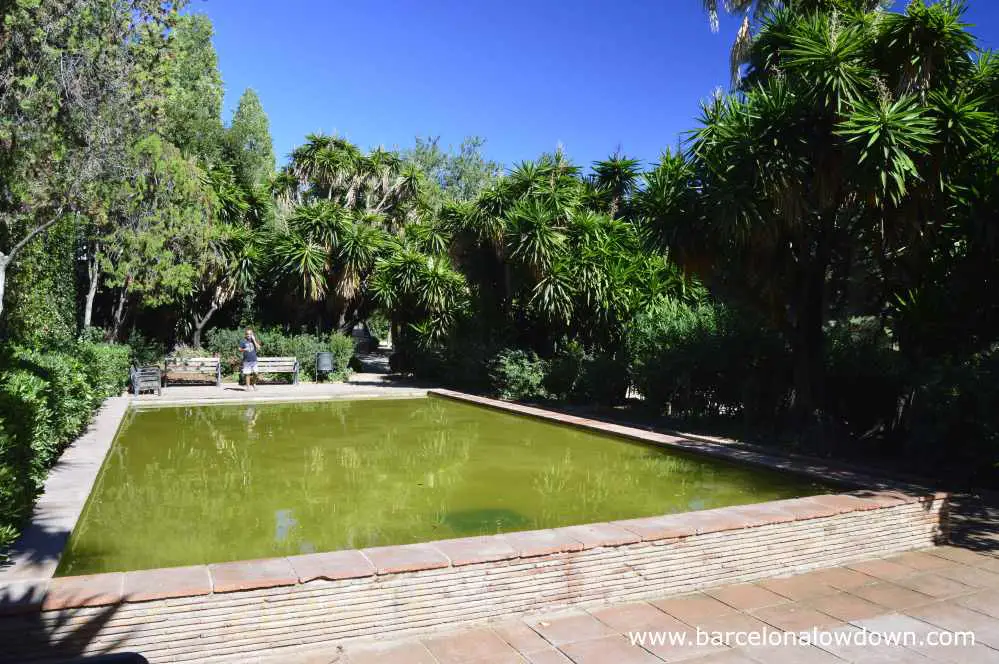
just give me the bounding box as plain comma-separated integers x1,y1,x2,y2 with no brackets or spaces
0,491,946,663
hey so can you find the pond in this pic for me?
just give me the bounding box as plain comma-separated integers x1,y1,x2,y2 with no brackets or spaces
57,397,829,575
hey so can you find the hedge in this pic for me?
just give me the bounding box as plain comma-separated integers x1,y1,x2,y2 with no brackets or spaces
0,342,131,554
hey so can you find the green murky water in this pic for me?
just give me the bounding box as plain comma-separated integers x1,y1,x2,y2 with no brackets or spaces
56,397,827,575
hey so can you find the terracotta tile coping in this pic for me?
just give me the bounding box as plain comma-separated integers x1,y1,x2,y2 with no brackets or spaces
1,490,945,614
0,390,947,614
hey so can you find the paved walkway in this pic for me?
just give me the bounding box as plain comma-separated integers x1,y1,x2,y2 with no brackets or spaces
136,376,425,406
270,545,999,664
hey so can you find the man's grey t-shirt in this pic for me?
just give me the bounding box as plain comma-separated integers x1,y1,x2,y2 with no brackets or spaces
239,339,258,363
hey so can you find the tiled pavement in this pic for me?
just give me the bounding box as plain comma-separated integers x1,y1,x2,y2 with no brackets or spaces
312,545,999,663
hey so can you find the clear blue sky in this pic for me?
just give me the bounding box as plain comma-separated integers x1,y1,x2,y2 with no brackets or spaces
195,0,999,171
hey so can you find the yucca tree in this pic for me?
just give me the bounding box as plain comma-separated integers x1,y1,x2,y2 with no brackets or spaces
679,0,994,425
271,201,390,331
591,155,642,218
702,0,892,84
283,133,425,229
191,223,259,347
413,152,701,355
269,134,433,331
369,244,469,350
190,165,267,346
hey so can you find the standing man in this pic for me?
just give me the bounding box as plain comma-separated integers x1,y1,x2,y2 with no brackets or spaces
238,328,262,391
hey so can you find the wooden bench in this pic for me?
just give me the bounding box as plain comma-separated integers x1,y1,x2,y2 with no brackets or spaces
164,356,222,387
130,366,162,396
255,356,300,385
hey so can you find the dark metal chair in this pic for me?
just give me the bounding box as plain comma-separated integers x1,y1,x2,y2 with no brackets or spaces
130,366,162,396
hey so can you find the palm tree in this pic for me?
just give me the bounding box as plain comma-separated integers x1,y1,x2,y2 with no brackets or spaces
702,0,892,84
680,0,991,424
270,135,431,331
591,155,641,218
189,164,269,346
192,222,259,347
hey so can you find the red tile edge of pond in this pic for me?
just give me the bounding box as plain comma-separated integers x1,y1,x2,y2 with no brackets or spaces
0,389,948,615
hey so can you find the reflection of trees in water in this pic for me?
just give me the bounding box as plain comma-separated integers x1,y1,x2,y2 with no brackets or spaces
87,399,480,559
319,400,474,548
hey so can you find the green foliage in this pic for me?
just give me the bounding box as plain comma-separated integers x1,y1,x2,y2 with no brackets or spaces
408,339,496,392
226,88,275,188
489,349,548,401
204,328,355,382
162,13,224,162
123,330,168,368
675,0,999,426
0,0,180,320
365,312,391,342
78,343,133,398
100,134,214,338
545,340,630,406
3,217,77,345
0,341,130,554
824,318,905,436
628,299,787,421
904,348,999,484
404,136,502,204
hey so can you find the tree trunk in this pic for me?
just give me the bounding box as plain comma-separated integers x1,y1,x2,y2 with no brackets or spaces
110,287,130,341
192,303,219,349
0,255,8,320
788,253,829,429
83,250,100,329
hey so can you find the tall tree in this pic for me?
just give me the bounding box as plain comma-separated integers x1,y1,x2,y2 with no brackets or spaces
161,13,224,164
100,135,213,340
701,0,891,83
0,0,181,321
226,88,275,188
673,0,994,425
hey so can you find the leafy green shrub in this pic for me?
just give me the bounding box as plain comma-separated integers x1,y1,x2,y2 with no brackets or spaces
78,342,132,398
8,347,93,441
902,347,999,485
544,340,587,400
489,349,548,401
0,341,130,556
204,328,355,381
123,330,168,367
628,299,787,420
366,313,390,344
0,369,52,551
325,334,356,382
410,339,495,391
576,352,630,406
204,327,243,374
824,318,904,436
545,340,630,406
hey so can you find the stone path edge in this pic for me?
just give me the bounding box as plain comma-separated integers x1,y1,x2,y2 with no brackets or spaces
133,389,428,409
0,389,947,615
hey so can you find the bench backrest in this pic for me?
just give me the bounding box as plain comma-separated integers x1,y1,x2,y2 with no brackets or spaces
256,356,298,372
165,357,220,371
133,367,161,379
